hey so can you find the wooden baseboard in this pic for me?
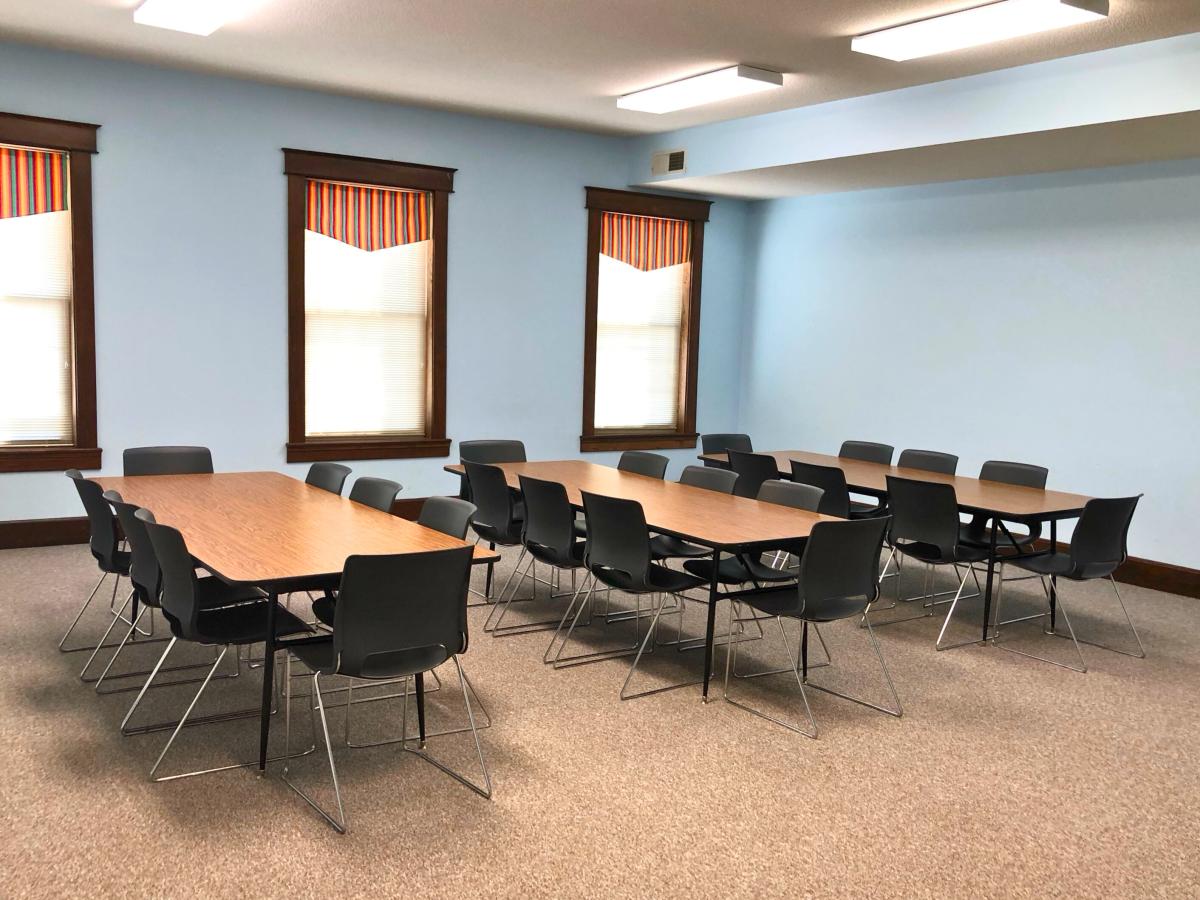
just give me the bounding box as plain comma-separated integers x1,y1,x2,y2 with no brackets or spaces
0,516,90,549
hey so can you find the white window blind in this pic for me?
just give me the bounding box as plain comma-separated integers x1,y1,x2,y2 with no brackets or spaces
0,209,75,446
303,230,430,437
593,253,688,431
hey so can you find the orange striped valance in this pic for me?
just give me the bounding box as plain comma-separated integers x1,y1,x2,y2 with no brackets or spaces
306,179,431,252
1,146,68,220
600,211,691,272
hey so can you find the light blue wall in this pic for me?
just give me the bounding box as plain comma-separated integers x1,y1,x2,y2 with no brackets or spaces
0,43,747,521
738,160,1200,568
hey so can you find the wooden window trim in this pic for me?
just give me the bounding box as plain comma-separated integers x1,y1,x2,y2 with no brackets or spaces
580,186,711,453
0,112,101,473
284,149,454,463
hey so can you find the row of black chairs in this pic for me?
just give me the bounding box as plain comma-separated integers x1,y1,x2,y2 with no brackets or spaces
62,446,492,834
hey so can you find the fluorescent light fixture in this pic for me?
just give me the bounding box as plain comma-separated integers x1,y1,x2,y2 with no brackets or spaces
617,65,783,114
851,0,1109,62
133,0,260,36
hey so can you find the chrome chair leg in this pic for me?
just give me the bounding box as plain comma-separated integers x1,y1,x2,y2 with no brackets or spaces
542,573,596,664
723,602,817,739
282,669,348,833
342,668,492,748
990,574,1087,672
79,589,136,680
935,566,982,650
485,552,572,637
550,576,642,669
59,571,116,653
802,617,902,717
402,658,493,799
619,592,702,700
1044,576,1146,659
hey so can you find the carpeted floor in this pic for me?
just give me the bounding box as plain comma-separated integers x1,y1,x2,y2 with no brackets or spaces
1,543,1197,899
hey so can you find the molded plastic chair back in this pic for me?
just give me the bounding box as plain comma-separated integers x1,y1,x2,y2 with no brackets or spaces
979,460,1048,489
67,470,120,572
839,441,893,465
581,491,652,591
138,510,201,639
306,462,352,495
789,461,852,518
347,477,401,513
333,546,474,679
458,440,526,499
464,462,521,543
897,449,958,475
757,479,824,512
618,451,669,479
1068,496,1141,580
105,492,160,606
795,516,890,620
417,497,476,539
678,465,737,494
518,476,577,566
701,433,752,455
729,450,780,499
123,446,213,476
886,476,960,560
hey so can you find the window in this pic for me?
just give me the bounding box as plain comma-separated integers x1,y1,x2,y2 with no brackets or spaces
0,112,99,473
284,149,454,462
580,187,710,452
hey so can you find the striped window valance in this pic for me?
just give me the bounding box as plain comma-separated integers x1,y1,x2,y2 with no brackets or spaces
600,211,691,272
305,179,431,252
0,146,68,220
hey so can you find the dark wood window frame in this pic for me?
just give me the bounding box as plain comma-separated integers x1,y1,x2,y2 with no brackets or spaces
283,149,455,463
580,186,712,453
0,112,100,473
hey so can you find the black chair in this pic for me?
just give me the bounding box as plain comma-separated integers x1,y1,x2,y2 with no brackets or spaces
465,462,526,603
870,476,988,649
701,433,752,468
62,470,133,659
458,439,526,501
993,496,1144,673
123,446,214,476
682,480,823,587
897,448,958,475
347,476,401,513
281,546,489,832
417,496,476,540
618,450,669,479
306,462,352,496
650,466,738,561
723,516,899,738
138,511,311,781
729,450,780,499
548,492,706,699
789,460,885,520
485,476,586,638
839,441,893,465
960,460,1049,551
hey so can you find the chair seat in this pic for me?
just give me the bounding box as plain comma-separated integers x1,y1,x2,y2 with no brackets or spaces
311,593,336,627
192,601,311,646
958,522,1037,550
573,518,587,538
893,540,989,565
287,635,450,680
592,562,706,595
106,549,132,576
684,553,798,586
744,588,866,623
1007,551,1076,578
528,539,587,570
849,501,887,519
195,576,266,610
649,533,710,560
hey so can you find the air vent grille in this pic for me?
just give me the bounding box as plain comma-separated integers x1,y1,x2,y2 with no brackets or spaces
651,149,686,176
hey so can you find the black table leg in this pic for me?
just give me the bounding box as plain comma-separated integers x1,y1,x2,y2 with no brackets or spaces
981,518,998,642
258,591,277,773
701,555,720,702
1048,520,1058,632
415,672,426,745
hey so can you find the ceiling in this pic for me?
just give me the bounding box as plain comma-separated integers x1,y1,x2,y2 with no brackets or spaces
0,1,1197,135
659,111,1200,198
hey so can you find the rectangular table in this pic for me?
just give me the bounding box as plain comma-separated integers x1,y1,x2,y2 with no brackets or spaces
699,449,1093,641
445,460,840,698
94,471,499,771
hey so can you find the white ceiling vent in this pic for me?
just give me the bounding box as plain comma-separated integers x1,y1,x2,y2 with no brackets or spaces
651,149,686,176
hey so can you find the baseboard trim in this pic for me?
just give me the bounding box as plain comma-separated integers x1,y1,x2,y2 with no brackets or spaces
0,516,90,549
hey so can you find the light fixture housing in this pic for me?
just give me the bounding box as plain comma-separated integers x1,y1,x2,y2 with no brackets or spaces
617,65,784,114
133,0,259,36
851,0,1109,62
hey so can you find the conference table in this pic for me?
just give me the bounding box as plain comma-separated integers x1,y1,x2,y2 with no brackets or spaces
445,459,839,699
93,471,499,772
699,449,1094,642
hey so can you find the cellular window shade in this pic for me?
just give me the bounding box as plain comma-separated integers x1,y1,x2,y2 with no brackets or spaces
303,229,431,438
593,253,688,431
0,154,74,445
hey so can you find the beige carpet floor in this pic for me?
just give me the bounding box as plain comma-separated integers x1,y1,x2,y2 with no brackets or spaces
1,543,1197,899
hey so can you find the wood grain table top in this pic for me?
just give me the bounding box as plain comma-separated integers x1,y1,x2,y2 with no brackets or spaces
444,459,840,549
698,450,1092,519
94,471,498,586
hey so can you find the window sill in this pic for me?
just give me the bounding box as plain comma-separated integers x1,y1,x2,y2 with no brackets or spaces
287,437,451,463
580,432,698,453
0,446,102,473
